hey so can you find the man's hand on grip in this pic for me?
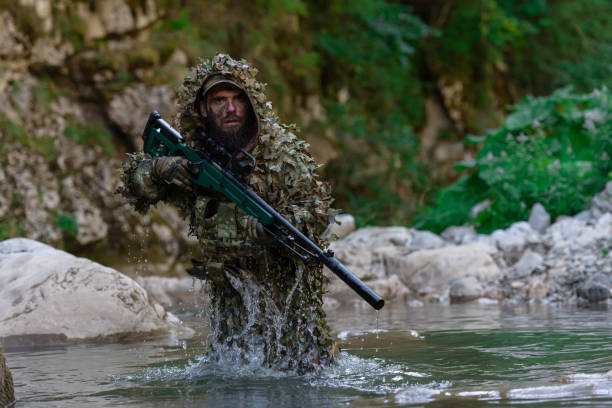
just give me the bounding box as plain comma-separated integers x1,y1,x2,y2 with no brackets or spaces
247,216,272,242
151,156,195,190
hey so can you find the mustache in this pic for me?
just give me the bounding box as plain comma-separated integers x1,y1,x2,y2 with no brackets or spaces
222,114,241,122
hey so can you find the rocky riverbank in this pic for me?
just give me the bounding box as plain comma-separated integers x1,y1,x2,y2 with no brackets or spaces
325,181,612,308
136,181,612,310
1,182,611,348
68,181,612,313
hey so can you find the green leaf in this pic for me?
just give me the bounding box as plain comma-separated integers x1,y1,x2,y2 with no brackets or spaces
454,160,477,172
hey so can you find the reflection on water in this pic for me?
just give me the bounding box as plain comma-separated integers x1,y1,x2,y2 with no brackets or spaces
5,302,612,407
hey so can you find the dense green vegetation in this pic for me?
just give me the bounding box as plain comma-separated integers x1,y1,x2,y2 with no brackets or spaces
414,87,612,233
151,0,612,227
4,0,611,231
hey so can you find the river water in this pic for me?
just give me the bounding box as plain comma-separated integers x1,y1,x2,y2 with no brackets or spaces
6,301,612,407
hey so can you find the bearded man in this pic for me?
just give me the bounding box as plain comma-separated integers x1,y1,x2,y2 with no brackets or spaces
119,54,336,373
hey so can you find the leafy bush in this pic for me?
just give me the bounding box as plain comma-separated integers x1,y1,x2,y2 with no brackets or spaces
414,87,612,233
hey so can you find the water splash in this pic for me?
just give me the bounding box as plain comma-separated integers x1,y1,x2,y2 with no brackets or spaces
311,352,436,394
198,257,331,373
116,350,434,396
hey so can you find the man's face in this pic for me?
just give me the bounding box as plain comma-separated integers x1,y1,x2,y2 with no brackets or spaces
200,86,249,135
199,84,254,152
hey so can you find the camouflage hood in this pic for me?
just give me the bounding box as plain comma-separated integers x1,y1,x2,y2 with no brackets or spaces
175,53,269,153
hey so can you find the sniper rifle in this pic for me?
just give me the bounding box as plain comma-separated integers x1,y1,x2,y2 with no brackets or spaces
141,111,385,310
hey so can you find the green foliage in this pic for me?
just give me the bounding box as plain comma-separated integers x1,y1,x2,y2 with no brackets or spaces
324,104,429,226
31,78,64,114
64,120,114,156
0,114,58,162
54,6,86,52
53,212,79,237
504,0,612,94
153,9,204,67
414,87,612,233
152,0,430,226
310,0,430,226
6,0,612,229
0,218,24,241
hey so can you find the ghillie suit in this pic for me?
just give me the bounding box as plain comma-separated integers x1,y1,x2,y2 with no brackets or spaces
119,54,336,373
0,345,15,407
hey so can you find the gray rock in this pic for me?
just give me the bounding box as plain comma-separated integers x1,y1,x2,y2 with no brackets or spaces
449,276,483,303
340,226,414,248
136,276,205,309
0,11,27,58
441,226,477,245
98,0,159,35
574,210,592,223
387,244,500,298
578,273,611,303
411,230,445,249
507,250,544,279
325,213,356,240
544,217,588,257
325,244,416,288
327,227,417,283
591,181,612,219
528,203,551,234
0,238,186,341
107,84,176,150
440,226,478,245
557,214,612,251
368,275,411,302
325,273,411,307
491,222,541,263
528,277,549,300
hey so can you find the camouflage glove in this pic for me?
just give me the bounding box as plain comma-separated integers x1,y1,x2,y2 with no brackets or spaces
246,216,272,242
151,156,195,190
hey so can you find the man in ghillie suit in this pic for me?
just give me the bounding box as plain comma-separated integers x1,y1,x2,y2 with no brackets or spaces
119,54,336,373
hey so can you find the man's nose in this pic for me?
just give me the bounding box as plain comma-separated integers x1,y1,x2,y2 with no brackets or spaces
226,99,236,113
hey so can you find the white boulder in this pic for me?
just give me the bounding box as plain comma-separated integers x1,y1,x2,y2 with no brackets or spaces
0,238,184,341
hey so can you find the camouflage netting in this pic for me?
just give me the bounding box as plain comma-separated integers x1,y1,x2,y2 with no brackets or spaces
119,53,336,373
0,345,14,408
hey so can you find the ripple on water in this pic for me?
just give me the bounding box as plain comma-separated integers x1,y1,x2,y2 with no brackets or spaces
113,349,441,397
28,304,612,407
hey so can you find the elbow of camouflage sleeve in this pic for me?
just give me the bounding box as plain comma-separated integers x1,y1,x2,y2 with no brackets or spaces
118,153,164,211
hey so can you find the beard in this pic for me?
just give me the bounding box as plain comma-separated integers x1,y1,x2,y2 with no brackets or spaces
205,109,256,154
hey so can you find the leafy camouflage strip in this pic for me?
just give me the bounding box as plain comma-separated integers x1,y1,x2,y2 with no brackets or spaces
118,54,336,373
0,345,14,408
